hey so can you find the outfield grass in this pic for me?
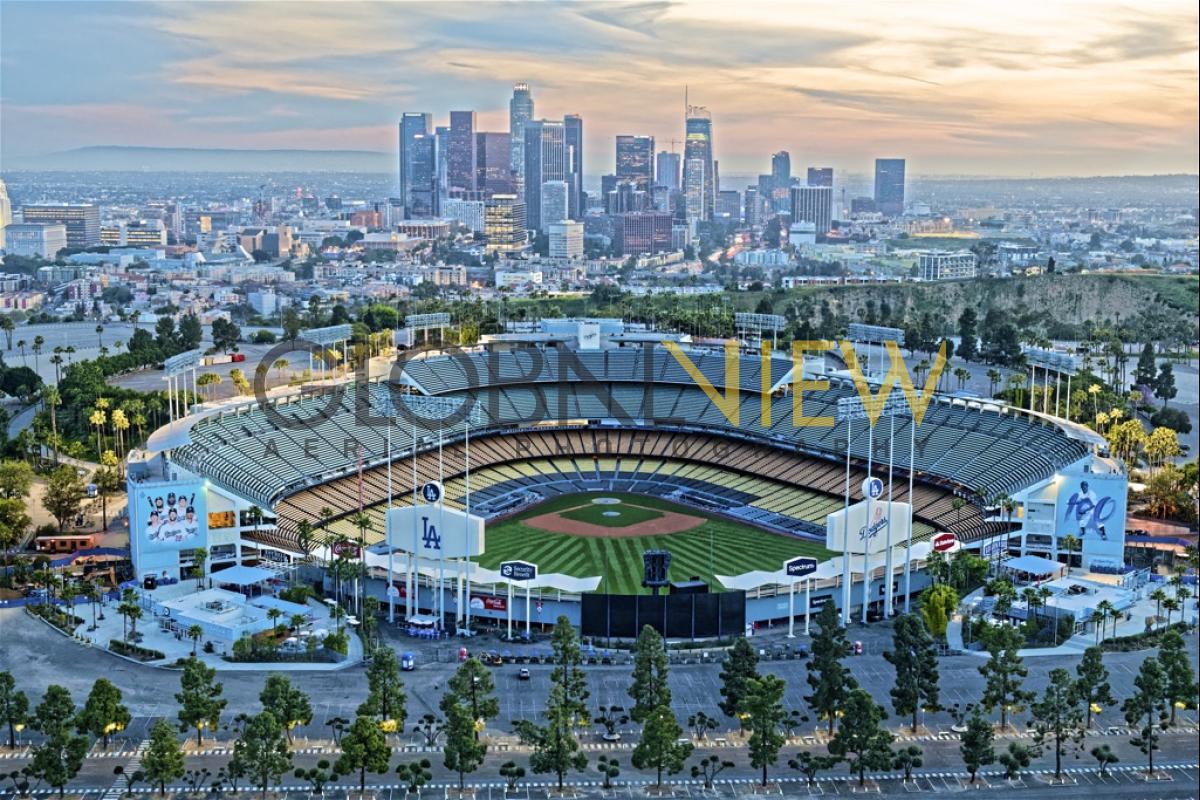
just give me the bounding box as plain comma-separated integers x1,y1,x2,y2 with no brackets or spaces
475,492,832,594
557,499,664,527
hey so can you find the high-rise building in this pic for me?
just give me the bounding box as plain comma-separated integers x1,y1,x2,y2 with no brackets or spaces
874,158,906,216
614,211,673,256
509,82,534,192
771,151,791,183
563,114,584,220
475,132,512,195
716,190,741,220
850,196,876,215
0,178,11,249
743,187,763,227
615,135,655,190
20,204,100,248
442,199,486,234
447,111,477,193
398,112,432,213
539,181,569,232
548,220,584,260
655,152,681,192
683,106,715,221
484,194,528,256
789,185,833,234
522,120,566,231
406,132,439,218
807,167,834,187
5,223,67,258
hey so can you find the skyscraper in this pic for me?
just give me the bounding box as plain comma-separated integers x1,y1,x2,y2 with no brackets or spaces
509,82,534,192
522,119,566,231
406,132,438,218
807,167,834,187
19,203,100,248
656,152,681,192
563,114,584,220
539,181,569,232
475,132,512,195
615,135,655,189
683,105,714,221
789,185,833,234
771,151,791,183
447,111,477,193
0,178,11,249
398,112,432,215
874,158,906,216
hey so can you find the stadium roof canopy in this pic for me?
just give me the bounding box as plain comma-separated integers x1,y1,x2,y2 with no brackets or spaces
714,542,933,592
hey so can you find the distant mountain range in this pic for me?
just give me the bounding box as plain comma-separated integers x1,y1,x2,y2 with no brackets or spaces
9,146,396,172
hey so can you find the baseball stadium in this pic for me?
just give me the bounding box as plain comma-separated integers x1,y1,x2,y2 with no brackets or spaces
126,318,1111,638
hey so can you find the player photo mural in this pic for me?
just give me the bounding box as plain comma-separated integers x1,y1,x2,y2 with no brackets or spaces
1057,472,1127,568
132,480,208,551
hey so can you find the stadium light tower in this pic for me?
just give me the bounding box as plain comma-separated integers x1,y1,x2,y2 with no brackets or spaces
836,390,911,625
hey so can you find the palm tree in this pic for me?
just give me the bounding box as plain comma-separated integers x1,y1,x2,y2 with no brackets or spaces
16,339,26,366
351,512,373,614
986,368,1001,397
267,607,284,635
32,335,44,374
42,386,61,465
1162,597,1180,627
1150,588,1168,627
273,359,289,381
95,324,105,349
1090,609,1105,645
1061,534,1080,577
0,317,13,351
1095,599,1115,641
187,625,204,656
1007,372,1027,407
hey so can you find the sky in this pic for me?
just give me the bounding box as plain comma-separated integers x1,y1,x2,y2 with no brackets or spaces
1,0,1198,177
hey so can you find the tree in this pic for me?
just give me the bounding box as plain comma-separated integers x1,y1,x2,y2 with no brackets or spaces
211,318,241,353
394,758,431,794
335,715,391,794
885,743,923,787
718,636,759,718
631,705,692,788
548,615,589,724
742,674,787,787
513,683,588,791
141,720,185,796
0,499,30,570
1134,342,1157,387
294,759,342,796
828,688,894,787
259,675,313,744
41,466,85,532
629,625,671,723
0,460,34,500
446,657,499,738
187,625,203,657
175,657,226,746
358,648,406,728
1122,656,1170,777
959,709,995,784
884,613,941,732
440,692,486,791
693,755,735,789
1158,630,1198,725
805,603,857,734
29,686,88,799
595,755,620,789
1030,668,1083,781
93,465,122,532
919,583,958,639
1090,743,1119,777
1074,646,1115,729
687,711,718,741
497,761,525,794
997,741,1034,780
1154,361,1177,407
956,308,978,362
76,678,130,749
0,671,29,749
788,751,839,787
236,711,292,800
978,625,1033,729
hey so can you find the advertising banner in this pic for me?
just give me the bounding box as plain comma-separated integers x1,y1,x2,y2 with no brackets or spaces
1056,472,1127,568
130,479,207,552
385,506,485,559
825,500,911,554
470,595,507,612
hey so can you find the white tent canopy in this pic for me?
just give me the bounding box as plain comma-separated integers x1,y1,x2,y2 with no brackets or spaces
363,547,600,594
210,564,277,587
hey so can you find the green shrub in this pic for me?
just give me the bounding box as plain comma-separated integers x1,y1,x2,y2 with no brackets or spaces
109,640,165,661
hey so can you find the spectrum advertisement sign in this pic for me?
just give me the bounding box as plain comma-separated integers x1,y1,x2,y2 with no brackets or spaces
1056,472,1127,570
130,479,208,552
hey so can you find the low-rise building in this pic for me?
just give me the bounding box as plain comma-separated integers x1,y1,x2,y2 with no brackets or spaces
918,250,977,281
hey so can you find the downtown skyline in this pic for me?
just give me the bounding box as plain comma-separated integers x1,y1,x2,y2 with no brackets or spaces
1,0,1198,177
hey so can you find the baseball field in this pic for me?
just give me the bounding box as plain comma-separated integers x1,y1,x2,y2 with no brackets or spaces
474,492,832,594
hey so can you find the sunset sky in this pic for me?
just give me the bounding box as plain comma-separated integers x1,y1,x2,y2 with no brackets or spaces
2,0,1197,176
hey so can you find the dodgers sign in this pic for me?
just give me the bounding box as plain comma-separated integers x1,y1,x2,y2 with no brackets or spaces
862,477,884,500
421,481,443,504
825,499,912,554
385,505,484,559
784,556,818,578
499,561,538,581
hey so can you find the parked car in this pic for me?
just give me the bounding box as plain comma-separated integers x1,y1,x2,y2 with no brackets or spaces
852,640,864,655
517,668,531,681
400,652,416,671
